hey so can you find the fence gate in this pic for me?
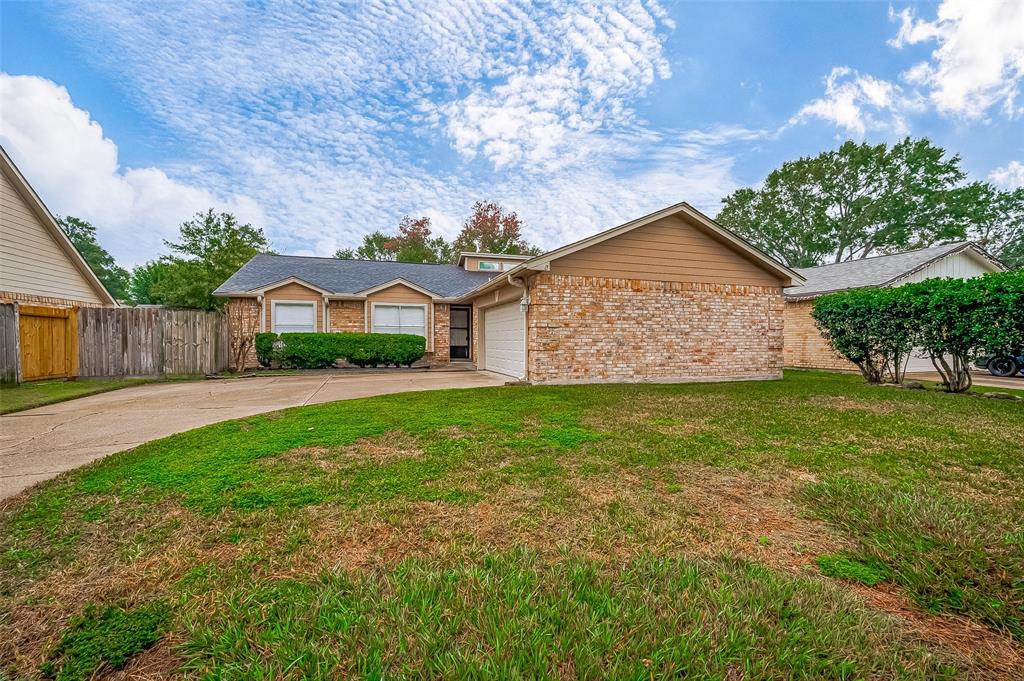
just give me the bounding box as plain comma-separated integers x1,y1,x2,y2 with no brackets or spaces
18,305,77,381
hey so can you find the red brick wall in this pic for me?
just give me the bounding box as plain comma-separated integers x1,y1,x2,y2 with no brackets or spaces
328,300,364,332
0,290,108,308
433,303,450,364
228,297,261,368
526,273,784,384
783,299,855,371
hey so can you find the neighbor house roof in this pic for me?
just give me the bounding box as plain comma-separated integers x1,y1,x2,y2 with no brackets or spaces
213,255,494,299
783,242,1002,300
0,145,118,306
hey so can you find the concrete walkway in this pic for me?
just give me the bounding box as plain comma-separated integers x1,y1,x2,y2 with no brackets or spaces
0,371,505,500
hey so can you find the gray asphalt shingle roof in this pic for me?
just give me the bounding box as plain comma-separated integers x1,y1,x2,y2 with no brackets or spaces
213,255,496,298
784,242,972,299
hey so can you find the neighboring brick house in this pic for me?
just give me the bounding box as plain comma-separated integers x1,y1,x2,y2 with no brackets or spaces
0,145,117,308
784,242,1005,372
216,203,802,383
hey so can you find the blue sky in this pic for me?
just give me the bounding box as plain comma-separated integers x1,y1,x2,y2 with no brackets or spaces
2,0,1022,266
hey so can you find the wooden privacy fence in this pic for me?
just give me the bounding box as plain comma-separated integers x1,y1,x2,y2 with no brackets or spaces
0,304,18,386
0,305,229,383
77,307,230,377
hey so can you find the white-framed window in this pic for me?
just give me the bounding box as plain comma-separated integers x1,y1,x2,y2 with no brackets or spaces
273,301,316,333
479,261,517,272
372,304,427,337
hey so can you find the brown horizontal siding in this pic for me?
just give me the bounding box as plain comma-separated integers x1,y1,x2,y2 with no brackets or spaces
550,214,784,287
264,282,324,332
367,283,434,352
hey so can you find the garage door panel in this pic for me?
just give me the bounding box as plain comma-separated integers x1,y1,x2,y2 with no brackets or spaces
483,302,525,379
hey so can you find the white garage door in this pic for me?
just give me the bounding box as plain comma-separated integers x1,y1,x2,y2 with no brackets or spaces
483,302,525,379
905,350,935,373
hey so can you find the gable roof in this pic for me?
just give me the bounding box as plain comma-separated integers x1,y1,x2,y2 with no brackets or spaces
462,202,804,298
216,203,803,301
784,242,1004,300
214,255,494,299
0,145,118,306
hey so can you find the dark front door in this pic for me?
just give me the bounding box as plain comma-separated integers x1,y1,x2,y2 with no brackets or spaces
450,306,471,360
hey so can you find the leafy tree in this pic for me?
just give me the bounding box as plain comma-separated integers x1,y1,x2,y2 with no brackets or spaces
387,216,454,264
334,219,451,264
718,138,970,267
126,260,173,305
57,216,130,301
452,201,541,257
335,231,395,261
152,209,271,310
951,182,1024,269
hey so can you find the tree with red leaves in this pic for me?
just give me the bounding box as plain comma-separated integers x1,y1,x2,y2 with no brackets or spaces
452,201,541,257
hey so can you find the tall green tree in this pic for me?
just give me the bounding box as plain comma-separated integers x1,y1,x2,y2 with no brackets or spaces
152,209,271,310
57,216,130,300
951,182,1024,269
452,201,540,257
126,260,173,305
717,138,971,267
335,231,395,261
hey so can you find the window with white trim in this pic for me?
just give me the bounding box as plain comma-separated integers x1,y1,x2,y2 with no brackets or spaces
373,304,426,337
273,302,316,333
478,261,517,271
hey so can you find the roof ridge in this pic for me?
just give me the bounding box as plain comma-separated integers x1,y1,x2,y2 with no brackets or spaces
256,253,464,267
797,241,969,271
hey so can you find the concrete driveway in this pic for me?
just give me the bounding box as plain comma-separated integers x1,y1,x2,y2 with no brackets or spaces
0,371,505,500
904,371,1024,391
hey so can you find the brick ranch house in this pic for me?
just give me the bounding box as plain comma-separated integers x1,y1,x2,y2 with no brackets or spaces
0,145,117,309
215,203,804,383
784,242,1005,373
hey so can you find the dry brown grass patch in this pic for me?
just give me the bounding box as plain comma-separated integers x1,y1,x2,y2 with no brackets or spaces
806,394,909,415
271,431,424,471
0,505,241,674
856,584,1024,680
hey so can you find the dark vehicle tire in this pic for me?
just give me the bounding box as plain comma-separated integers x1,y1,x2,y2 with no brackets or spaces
988,355,1020,377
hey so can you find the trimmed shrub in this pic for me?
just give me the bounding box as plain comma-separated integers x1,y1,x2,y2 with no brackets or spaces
258,332,426,369
255,332,278,368
812,270,1024,392
812,287,914,384
902,271,1024,392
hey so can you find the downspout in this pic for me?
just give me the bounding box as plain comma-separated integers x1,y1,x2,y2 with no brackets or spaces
507,273,529,381
507,273,529,308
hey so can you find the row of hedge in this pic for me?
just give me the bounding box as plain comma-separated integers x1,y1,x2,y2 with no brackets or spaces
812,270,1023,392
255,332,426,369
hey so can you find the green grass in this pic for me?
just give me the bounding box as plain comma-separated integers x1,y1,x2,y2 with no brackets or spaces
39,602,170,681
1,371,1021,678
0,377,152,414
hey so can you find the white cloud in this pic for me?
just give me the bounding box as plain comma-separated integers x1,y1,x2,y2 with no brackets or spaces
989,160,1024,189
787,66,921,137
889,0,1024,118
0,74,263,266
8,1,748,261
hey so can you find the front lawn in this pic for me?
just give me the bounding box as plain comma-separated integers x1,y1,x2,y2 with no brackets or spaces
2,371,1021,679
0,378,152,414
